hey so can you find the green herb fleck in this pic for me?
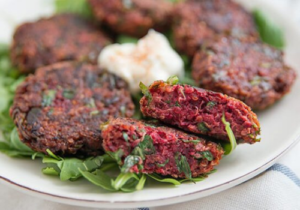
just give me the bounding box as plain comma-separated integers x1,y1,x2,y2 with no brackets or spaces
139,82,152,103
121,155,141,173
156,159,169,167
206,101,217,109
200,151,213,161
166,75,179,85
139,135,156,155
175,153,192,179
90,110,99,116
181,139,201,144
63,89,76,99
197,122,210,133
175,101,181,107
221,114,237,155
87,98,96,108
123,132,129,142
42,90,56,107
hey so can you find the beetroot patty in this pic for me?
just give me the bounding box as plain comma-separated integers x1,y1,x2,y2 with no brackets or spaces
172,0,258,57
10,62,134,156
140,79,260,144
88,0,173,37
192,36,297,110
10,13,111,73
102,118,223,179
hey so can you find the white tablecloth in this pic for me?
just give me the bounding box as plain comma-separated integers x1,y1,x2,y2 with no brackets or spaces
0,0,300,209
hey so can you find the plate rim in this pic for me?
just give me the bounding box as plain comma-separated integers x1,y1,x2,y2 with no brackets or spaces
1,0,300,208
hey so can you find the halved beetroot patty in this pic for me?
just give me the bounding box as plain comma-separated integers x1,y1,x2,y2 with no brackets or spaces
102,118,223,179
140,80,260,144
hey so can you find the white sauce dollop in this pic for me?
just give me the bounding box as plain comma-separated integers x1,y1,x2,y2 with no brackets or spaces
98,30,184,93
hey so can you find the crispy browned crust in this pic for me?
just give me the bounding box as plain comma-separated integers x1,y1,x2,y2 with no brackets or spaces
88,0,173,37
192,36,297,110
10,62,134,156
10,13,111,73
172,0,258,57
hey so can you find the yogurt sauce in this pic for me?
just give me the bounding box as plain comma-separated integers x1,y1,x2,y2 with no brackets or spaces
98,30,184,93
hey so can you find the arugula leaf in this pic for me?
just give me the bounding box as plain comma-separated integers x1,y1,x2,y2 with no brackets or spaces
117,35,138,44
221,114,237,155
135,174,147,191
139,82,152,103
55,0,92,18
167,75,179,85
42,150,104,181
147,174,181,185
79,169,117,191
253,10,285,49
106,149,124,165
112,172,139,191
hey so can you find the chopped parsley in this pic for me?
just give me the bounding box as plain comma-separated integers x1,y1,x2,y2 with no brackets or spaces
206,101,217,109
200,151,213,161
122,132,129,142
156,159,169,167
175,153,192,179
121,155,141,173
42,90,56,107
62,89,76,99
197,122,210,133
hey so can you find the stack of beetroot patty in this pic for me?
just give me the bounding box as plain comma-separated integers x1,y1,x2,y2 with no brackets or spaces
101,78,260,178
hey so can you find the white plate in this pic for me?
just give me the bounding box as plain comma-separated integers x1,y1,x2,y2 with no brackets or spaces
1,0,300,208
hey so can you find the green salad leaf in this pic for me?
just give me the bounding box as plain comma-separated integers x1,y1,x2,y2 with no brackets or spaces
42,149,105,181
55,0,92,18
253,9,285,49
221,114,237,155
117,35,138,44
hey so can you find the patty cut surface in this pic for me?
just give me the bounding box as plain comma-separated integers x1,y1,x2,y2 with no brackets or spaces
10,14,111,73
10,62,135,156
140,79,260,144
192,36,297,110
172,0,258,57
88,0,173,37
102,118,223,179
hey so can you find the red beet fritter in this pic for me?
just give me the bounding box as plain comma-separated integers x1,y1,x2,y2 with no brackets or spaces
172,0,258,57
192,36,297,110
88,0,173,37
10,14,111,73
102,118,223,179
140,79,260,144
10,62,134,156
